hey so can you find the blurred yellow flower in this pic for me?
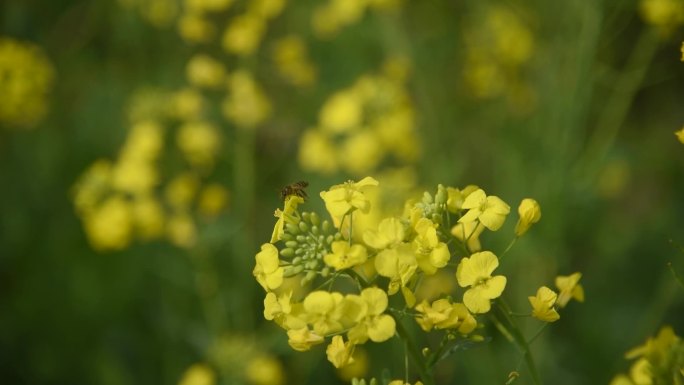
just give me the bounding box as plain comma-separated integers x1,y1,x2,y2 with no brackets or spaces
675,127,684,143
528,286,560,322
326,335,356,368
458,189,510,231
244,355,285,385
254,243,284,291
272,35,317,87
186,54,227,88
339,131,385,175
85,195,133,251
165,173,199,210
172,88,205,121
515,198,541,237
287,327,324,351
185,0,233,13
324,241,368,270
319,91,363,133
456,251,506,313
640,0,684,32
178,363,215,385
222,14,265,56
223,70,271,129
176,120,221,168
248,0,286,20
0,37,55,127
132,195,165,239
555,272,584,308
178,13,216,44
298,129,339,174
198,183,229,217
167,212,197,248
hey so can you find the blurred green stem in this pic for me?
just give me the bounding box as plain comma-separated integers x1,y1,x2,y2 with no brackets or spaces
189,247,226,336
392,311,436,385
494,299,542,385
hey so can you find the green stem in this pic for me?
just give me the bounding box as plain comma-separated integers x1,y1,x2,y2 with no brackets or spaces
667,262,684,290
499,237,518,261
392,312,436,385
495,300,542,385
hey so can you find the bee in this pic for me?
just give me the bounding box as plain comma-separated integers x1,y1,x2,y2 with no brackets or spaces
280,181,309,201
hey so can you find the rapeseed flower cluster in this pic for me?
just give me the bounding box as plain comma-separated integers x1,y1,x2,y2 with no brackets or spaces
298,59,420,176
0,37,55,128
311,0,400,39
610,326,684,385
254,177,583,382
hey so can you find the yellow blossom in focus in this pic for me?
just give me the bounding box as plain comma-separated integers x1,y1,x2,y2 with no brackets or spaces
374,242,418,295
414,299,477,333
346,287,396,343
303,291,345,335
167,213,197,248
555,272,584,308
456,251,507,313
264,291,306,330
244,355,284,385
85,195,133,251
298,129,338,174
450,220,484,252
271,195,304,243
178,363,215,385
178,14,216,44
198,183,229,217
223,70,271,129
319,176,379,227
222,14,265,56
319,91,363,133
412,218,450,275
326,335,355,368
0,37,55,127
515,198,541,237
528,286,560,322
363,217,405,250
254,243,284,291
458,188,510,231
176,120,221,168
675,127,684,144
186,54,227,88
287,327,324,351
324,241,368,270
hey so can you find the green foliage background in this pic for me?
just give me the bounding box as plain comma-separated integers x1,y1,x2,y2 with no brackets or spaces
1,0,683,384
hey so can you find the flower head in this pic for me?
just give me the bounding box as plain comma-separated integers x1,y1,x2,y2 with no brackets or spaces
414,299,476,333
458,189,510,231
253,243,284,291
346,288,396,344
555,272,584,308
320,177,379,227
528,286,560,322
324,241,368,270
326,335,355,368
374,243,418,295
287,327,324,351
515,198,541,236
270,195,304,243
456,251,507,313
412,218,450,275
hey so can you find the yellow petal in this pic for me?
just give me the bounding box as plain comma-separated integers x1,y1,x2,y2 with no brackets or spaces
367,314,396,342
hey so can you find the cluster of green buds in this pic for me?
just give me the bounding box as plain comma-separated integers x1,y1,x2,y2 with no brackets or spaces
280,211,343,285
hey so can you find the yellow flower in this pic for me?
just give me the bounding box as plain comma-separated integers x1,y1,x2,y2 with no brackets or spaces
374,243,418,295
253,243,284,291
264,291,306,330
178,363,215,385
339,131,384,175
176,120,221,168
626,326,679,361
412,218,450,275
132,195,165,239
177,13,216,44
303,291,345,335
555,272,584,308
629,358,652,385
198,183,229,217
222,70,271,129
346,288,396,344
450,220,484,252
456,251,507,313
287,327,324,351
319,90,363,133
319,177,379,228
515,198,541,236
324,241,368,270
362,217,405,250
446,185,480,213
221,14,265,56
326,335,355,368
458,189,510,231
414,299,477,333
186,54,226,89
528,286,560,322
165,173,199,210
84,195,133,251
167,213,197,248
639,0,684,31
244,355,284,385
270,195,304,243
298,129,339,174
675,127,684,144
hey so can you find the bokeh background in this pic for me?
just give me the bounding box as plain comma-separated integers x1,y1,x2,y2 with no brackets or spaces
1,0,684,384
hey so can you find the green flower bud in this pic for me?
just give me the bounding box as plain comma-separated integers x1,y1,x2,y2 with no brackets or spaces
285,240,298,248
286,223,300,234
280,248,294,258
298,221,309,233
310,212,320,225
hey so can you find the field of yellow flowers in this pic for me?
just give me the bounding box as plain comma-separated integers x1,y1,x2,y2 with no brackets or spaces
1,0,684,384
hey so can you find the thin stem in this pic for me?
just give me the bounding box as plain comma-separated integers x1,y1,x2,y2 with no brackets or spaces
527,323,550,345
499,237,518,261
495,300,542,385
392,311,436,385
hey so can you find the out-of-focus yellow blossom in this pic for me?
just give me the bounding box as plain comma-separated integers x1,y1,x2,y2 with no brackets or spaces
597,159,631,199
303,291,345,335
198,183,229,217
84,195,133,251
254,243,284,291
373,108,420,163
337,347,369,381
414,271,455,303
629,358,653,385
172,88,205,121
178,363,216,385
375,242,418,295
681,42,684,60
0,37,55,128
450,220,484,252
223,70,271,129
555,272,584,308
339,131,385,175
639,0,684,32
176,120,221,168
326,335,356,368
458,189,510,231
324,241,368,270
675,127,684,143
528,286,560,322
610,374,636,385
388,381,424,385
125,87,170,122
248,0,286,19
345,287,396,344
186,55,227,88
111,159,158,195
72,159,113,214
311,0,372,39
132,195,165,239
139,0,179,28
298,130,339,174
167,212,197,248
287,327,324,351
412,218,450,275
612,326,684,385
320,177,379,227
121,120,164,161
178,13,216,44
319,91,363,133
244,355,285,385
222,14,265,56
456,251,507,313
515,198,541,237
185,0,233,13
272,35,317,87
165,173,200,210
363,217,405,250
626,326,679,361
271,195,304,243
414,299,476,333
486,7,534,65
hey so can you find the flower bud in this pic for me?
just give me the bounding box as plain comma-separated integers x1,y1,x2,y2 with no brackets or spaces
514,198,541,236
